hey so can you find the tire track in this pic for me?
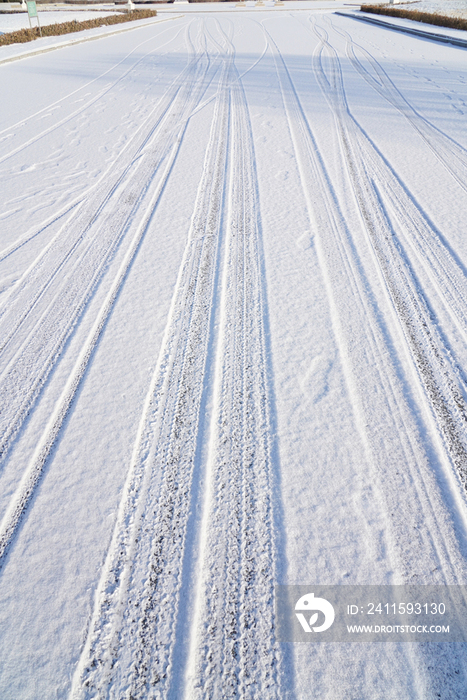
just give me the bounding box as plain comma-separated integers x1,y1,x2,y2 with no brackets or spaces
0,20,220,467
0,22,181,139
0,20,186,167
324,18,467,342
309,17,467,485
329,15,467,197
0,21,219,572
0,200,81,266
264,19,467,588
0,22,187,266
0,19,201,325
267,17,467,695
186,36,282,699
0,23,198,338
70,26,233,700
331,15,467,341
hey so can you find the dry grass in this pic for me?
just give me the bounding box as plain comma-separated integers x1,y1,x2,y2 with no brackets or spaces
361,5,467,31
0,8,157,46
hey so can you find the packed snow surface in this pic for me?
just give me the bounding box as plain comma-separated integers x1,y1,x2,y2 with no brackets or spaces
1,3,467,698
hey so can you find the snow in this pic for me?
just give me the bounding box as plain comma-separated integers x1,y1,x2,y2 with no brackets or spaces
1,3,467,698
0,13,177,64
0,10,118,34
399,0,467,18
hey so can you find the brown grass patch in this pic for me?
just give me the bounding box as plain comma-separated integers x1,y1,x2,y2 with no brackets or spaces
361,5,467,31
0,9,157,46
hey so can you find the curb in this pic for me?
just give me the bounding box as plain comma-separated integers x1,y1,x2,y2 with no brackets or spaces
335,11,467,49
0,13,183,65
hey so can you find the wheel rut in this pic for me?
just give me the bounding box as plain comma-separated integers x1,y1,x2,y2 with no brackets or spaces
0,20,219,468
264,17,467,586
70,19,283,700
310,16,467,487
186,27,282,700
70,25,233,699
0,19,222,567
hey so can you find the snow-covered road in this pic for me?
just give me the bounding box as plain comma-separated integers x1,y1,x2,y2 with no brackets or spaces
1,5,467,698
